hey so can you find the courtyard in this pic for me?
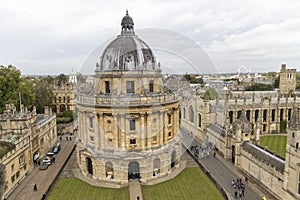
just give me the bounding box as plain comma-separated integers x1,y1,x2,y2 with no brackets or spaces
259,134,287,158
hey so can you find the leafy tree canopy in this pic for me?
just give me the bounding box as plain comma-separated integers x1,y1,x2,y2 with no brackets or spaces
245,83,274,91
0,65,34,113
203,88,219,100
35,78,54,113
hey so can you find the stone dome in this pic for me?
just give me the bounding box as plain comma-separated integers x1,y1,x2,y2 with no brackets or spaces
98,11,157,71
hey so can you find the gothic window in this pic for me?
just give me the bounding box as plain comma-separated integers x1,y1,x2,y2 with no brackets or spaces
293,132,295,137
126,81,135,94
271,109,276,122
130,119,136,131
280,109,284,121
229,111,233,123
198,114,201,127
255,110,259,122
263,109,267,122
168,131,172,137
246,110,251,121
263,124,266,132
105,81,110,94
183,108,186,119
189,106,194,123
288,108,292,121
149,80,154,93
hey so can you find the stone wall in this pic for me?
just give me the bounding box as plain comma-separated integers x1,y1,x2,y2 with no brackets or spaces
240,142,284,199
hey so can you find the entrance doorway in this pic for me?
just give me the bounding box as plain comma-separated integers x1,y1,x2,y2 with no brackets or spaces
231,145,235,164
86,157,93,175
128,161,140,179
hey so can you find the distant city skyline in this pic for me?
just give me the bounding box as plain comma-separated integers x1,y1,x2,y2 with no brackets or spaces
1,0,300,75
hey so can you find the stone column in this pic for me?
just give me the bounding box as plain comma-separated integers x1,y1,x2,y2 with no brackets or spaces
100,113,105,147
120,114,125,149
140,113,145,148
147,112,152,147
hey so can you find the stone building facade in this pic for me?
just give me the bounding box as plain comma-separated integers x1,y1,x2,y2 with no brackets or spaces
180,66,300,199
284,105,300,199
0,104,57,198
75,11,181,185
279,64,296,96
0,136,31,198
52,83,76,113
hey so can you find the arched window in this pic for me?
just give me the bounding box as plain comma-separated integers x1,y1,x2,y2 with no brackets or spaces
189,106,194,123
229,111,233,123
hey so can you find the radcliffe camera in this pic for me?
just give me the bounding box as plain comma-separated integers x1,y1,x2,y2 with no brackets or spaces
0,2,300,200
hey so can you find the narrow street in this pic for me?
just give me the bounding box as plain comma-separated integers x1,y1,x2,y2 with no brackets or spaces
6,138,75,200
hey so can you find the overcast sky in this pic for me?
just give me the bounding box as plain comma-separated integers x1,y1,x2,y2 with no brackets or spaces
1,0,300,75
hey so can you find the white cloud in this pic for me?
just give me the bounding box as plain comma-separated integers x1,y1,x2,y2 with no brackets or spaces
1,0,300,74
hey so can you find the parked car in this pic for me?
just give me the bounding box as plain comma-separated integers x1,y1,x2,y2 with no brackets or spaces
46,152,55,157
52,143,61,154
43,156,55,165
39,162,49,170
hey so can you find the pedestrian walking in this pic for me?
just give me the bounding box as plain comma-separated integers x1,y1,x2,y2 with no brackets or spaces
245,176,248,183
66,136,68,141
33,184,37,192
60,136,62,141
213,151,216,157
234,190,238,199
69,136,71,141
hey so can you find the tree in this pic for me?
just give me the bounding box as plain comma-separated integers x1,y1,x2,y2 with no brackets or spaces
0,65,34,113
245,83,274,91
296,73,300,89
35,77,54,113
274,76,280,88
55,73,68,86
203,88,219,100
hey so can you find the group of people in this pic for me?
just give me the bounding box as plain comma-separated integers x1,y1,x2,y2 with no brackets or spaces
59,135,72,141
232,177,247,199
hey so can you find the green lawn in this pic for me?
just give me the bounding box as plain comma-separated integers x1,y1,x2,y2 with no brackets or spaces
142,167,224,200
260,135,287,158
47,177,129,200
48,167,223,200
